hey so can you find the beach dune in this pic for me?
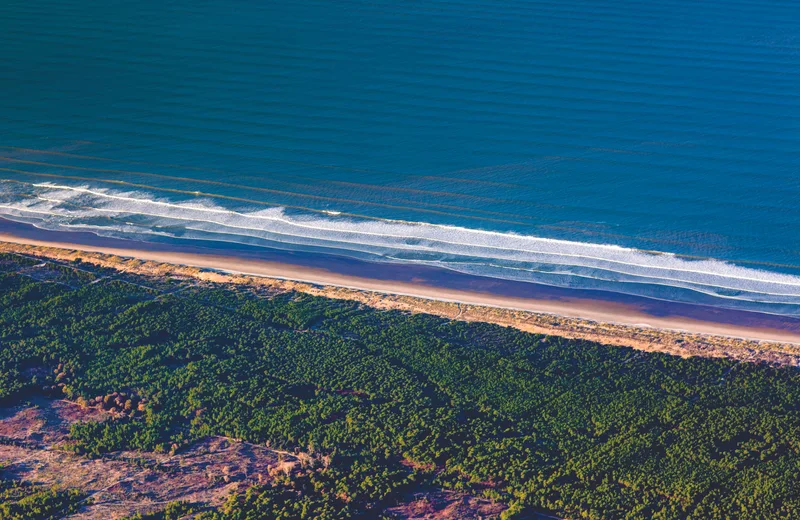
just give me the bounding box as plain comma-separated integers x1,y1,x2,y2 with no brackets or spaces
2,221,800,366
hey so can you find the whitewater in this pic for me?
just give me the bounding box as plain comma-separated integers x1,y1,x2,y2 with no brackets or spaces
2,180,800,316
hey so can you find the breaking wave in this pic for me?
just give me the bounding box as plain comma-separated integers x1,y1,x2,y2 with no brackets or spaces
3,180,800,315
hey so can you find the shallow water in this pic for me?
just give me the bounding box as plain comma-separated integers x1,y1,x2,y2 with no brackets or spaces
1,0,799,314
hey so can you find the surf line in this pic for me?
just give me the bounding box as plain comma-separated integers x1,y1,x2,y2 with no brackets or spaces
0,166,532,227
15,181,800,292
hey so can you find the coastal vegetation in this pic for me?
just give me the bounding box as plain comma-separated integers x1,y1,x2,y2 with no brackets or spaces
1,251,800,518
0,474,86,520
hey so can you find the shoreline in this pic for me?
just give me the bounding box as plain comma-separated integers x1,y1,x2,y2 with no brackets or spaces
2,222,800,365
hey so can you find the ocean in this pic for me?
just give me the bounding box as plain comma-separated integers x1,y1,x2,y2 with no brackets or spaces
1,0,800,315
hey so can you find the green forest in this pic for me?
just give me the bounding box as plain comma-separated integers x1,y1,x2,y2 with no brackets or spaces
1,252,800,519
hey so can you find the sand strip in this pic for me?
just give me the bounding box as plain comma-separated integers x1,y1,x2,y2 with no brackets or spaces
2,231,800,365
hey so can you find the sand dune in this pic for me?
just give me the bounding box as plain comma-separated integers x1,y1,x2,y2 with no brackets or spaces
2,231,800,365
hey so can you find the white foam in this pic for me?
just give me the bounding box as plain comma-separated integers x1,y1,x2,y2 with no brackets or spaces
3,181,800,312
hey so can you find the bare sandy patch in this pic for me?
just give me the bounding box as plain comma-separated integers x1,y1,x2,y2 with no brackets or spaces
385,490,507,519
0,398,292,519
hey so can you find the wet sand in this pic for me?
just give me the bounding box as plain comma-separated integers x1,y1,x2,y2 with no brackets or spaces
2,218,800,349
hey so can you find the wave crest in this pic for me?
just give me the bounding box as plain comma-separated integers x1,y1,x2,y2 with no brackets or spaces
3,180,800,315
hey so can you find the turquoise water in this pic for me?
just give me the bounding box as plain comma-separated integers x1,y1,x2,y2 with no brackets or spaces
2,0,800,314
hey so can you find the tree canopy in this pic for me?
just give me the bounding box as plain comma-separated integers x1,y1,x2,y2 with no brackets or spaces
1,253,799,519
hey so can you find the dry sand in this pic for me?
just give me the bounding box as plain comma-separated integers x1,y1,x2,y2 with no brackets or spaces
2,233,800,365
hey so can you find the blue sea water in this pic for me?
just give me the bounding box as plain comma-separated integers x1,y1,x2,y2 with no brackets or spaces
1,0,800,314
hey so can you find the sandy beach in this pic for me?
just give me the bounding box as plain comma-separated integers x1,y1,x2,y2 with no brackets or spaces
2,222,800,365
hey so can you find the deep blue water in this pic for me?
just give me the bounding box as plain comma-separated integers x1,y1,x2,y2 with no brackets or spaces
2,0,800,314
